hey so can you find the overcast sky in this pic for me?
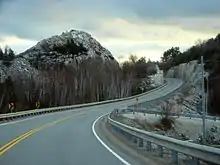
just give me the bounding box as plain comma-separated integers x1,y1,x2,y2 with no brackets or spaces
0,0,219,62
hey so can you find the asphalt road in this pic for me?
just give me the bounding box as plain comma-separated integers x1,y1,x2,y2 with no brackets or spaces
130,80,186,109
0,78,182,165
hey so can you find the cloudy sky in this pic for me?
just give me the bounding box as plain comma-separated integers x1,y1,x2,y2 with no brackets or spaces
0,0,219,62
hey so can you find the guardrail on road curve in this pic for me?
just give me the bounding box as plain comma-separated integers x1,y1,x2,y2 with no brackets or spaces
108,110,220,165
0,82,168,122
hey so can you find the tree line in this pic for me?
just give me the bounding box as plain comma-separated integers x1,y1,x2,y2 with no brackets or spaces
0,48,156,113
0,46,15,67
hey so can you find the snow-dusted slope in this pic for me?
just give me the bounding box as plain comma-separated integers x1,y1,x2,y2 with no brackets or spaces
0,58,38,83
165,60,207,114
8,58,38,80
1,30,117,84
20,30,115,65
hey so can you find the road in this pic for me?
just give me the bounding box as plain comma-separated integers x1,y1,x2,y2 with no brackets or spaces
0,78,182,165
130,80,186,109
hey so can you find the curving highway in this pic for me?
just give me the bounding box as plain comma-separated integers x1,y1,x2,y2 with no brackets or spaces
0,78,182,165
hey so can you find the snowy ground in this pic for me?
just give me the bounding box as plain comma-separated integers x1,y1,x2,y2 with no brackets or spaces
122,112,220,141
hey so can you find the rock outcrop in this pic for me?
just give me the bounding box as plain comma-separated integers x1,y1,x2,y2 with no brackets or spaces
20,30,115,68
0,30,122,112
165,60,208,114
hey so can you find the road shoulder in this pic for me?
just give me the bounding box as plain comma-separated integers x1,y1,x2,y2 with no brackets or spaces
95,116,171,165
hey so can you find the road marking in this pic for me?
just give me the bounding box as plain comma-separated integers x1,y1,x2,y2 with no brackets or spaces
92,114,131,165
0,130,34,152
0,112,85,156
0,130,36,155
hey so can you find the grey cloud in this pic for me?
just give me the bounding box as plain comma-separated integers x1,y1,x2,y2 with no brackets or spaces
128,44,170,54
0,0,13,11
0,18,104,41
0,0,115,40
122,0,220,18
0,0,6,6
0,0,9,6
0,0,219,41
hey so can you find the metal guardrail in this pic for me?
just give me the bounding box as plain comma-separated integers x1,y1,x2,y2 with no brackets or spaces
108,112,220,165
0,82,168,122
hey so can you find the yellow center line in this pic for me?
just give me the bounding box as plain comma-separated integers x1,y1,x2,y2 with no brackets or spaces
0,130,35,152
0,130,35,155
0,112,85,156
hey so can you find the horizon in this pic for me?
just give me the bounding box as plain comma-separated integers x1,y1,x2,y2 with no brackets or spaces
0,0,219,62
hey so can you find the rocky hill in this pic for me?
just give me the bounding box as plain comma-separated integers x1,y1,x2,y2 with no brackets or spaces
0,30,155,113
0,30,127,113
19,30,115,68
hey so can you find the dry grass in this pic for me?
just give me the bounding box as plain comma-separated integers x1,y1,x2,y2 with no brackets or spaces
133,116,155,131
132,115,176,133
153,117,175,132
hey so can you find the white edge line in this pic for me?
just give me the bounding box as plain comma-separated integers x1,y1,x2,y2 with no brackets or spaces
92,113,131,165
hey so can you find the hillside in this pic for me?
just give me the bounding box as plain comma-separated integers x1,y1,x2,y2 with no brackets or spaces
19,30,115,67
160,34,220,115
0,30,156,113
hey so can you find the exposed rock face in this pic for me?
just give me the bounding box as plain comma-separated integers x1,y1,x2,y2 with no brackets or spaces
20,30,115,68
165,60,208,114
149,64,164,87
1,30,118,82
8,58,38,79
166,60,199,81
165,60,205,91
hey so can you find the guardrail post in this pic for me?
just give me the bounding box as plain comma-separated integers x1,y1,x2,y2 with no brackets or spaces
132,136,137,144
138,138,143,147
114,125,119,132
146,141,152,151
158,145,163,157
122,130,129,140
191,157,200,165
171,150,178,164
126,132,132,141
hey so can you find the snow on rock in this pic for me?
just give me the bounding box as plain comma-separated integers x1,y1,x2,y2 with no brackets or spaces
8,58,38,77
148,64,164,87
20,29,115,66
165,60,205,92
0,29,118,87
0,29,118,85
0,57,39,84
166,60,199,81
165,60,207,114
